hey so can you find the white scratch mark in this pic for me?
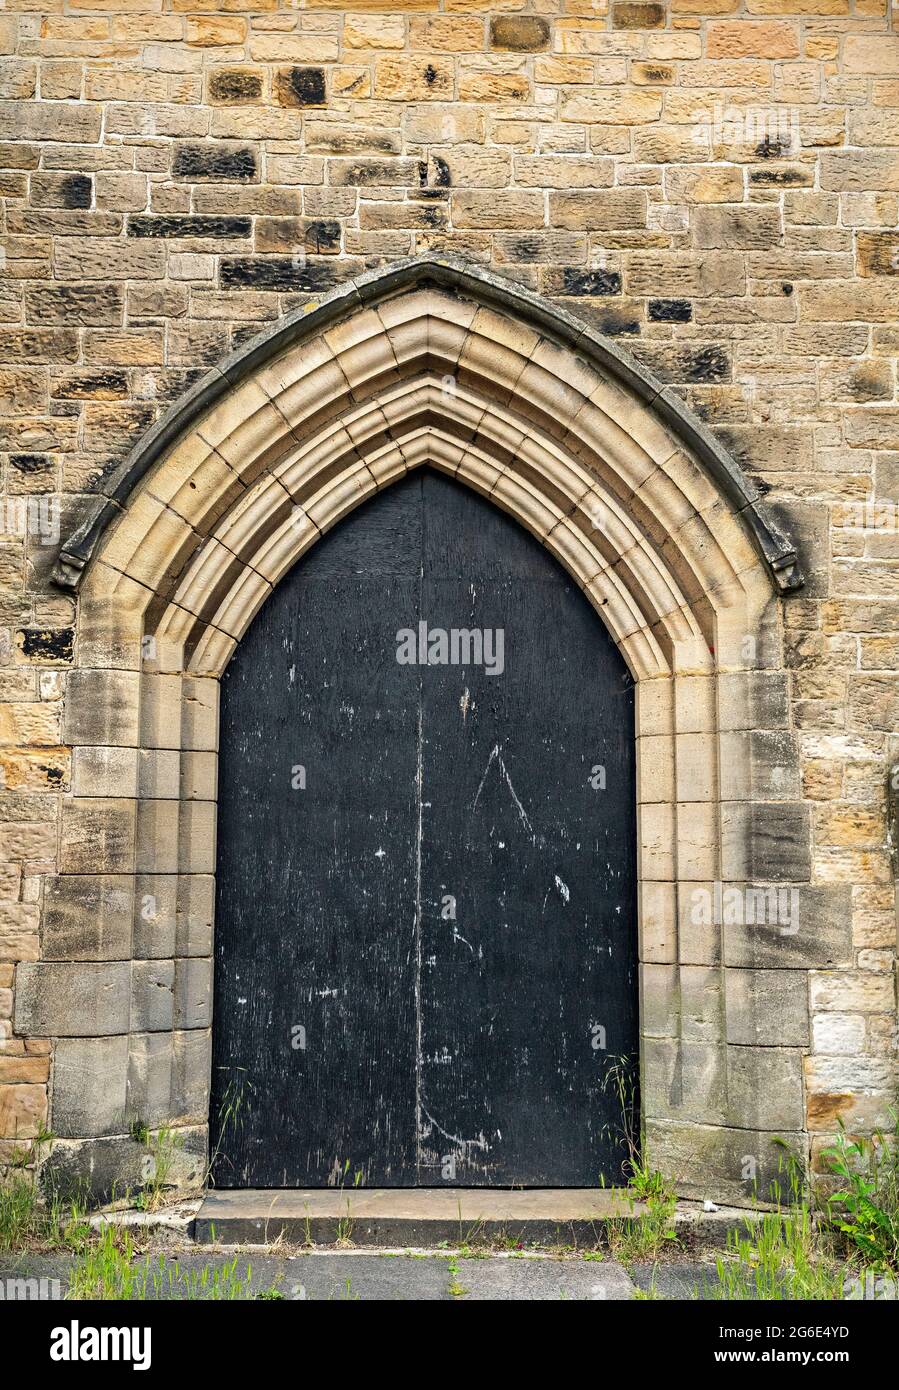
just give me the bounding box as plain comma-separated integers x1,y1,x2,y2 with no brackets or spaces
414,694,424,1172
471,743,535,843
459,686,471,721
419,1104,489,1155
554,874,570,904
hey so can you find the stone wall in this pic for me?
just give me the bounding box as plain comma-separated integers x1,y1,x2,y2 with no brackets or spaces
0,0,897,1195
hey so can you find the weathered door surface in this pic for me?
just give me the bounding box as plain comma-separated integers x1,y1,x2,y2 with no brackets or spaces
210,470,638,1188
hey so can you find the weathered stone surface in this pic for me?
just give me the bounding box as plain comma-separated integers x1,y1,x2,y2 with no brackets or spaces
725,969,809,1046
549,189,648,230
131,874,178,960
694,206,782,249
59,799,136,875
178,875,215,958
809,970,895,1013
131,959,175,1033
0,747,70,793
25,284,122,327
726,1047,805,1130
0,101,100,143
54,238,165,280
15,961,130,1037
453,190,544,229
185,15,246,47
73,746,138,799
207,68,263,105
723,885,853,969
489,16,550,51
43,875,133,961
172,145,257,182
843,35,899,76
805,1055,897,1133
0,702,62,746
613,3,666,29
173,957,211,1030
643,1036,727,1125
0,902,39,963
40,1127,206,1202
0,1082,47,1140
172,1029,211,1122
0,1054,49,1083
721,802,811,882
374,58,453,102
51,1036,128,1139
344,14,405,51
64,670,140,748
812,1013,865,1056
128,215,251,240
647,1118,807,1204
561,91,662,124
275,67,326,109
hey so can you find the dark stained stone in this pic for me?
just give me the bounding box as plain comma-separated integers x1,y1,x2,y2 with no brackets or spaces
10,453,52,475
304,219,341,254
16,628,75,662
24,283,123,327
649,298,693,322
749,167,812,187
686,346,729,382
489,16,550,51
50,371,129,400
172,145,258,182
127,215,252,239
276,67,326,108
220,258,349,292
208,69,263,104
60,174,92,209
612,2,665,29
562,267,622,296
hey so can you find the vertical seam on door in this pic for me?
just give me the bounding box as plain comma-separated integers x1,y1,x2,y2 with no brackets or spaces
414,470,425,1180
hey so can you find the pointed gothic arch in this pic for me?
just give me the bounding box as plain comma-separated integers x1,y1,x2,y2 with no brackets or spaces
22,255,810,1202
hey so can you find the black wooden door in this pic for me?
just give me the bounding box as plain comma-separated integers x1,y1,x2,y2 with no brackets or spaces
210,470,638,1188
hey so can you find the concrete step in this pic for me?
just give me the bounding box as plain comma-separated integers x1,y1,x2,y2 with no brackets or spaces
192,1188,747,1248
0,1249,729,1301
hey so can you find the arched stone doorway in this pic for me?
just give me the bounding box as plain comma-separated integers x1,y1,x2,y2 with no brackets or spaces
17,256,809,1204
210,467,639,1189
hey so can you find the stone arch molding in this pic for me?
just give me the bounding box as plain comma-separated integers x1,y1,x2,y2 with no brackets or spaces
23,255,811,1202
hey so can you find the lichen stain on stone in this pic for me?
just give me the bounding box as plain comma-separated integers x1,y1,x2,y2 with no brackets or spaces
807,1093,854,1126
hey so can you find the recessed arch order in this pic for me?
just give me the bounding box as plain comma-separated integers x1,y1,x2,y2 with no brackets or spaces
39,254,808,1201
58,252,801,675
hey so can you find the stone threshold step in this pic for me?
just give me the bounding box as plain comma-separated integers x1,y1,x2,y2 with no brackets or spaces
193,1189,748,1248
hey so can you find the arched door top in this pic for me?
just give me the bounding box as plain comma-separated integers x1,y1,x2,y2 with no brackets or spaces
56,252,801,601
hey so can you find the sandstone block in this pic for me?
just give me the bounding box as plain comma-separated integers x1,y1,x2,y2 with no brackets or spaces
489,16,550,51
59,798,136,875
374,58,453,102
15,961,130,1037
725,969,809,1045
0,1082,46,1140
131,959,174,1032
43,875,133,961
707,20,799,59
51,1036,128,1139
